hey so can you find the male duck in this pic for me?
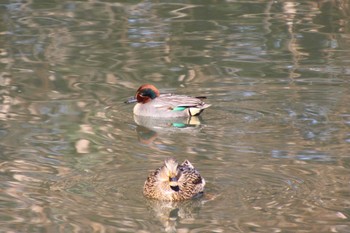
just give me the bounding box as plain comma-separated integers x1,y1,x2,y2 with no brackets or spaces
143,158,205,201
125,84,211,117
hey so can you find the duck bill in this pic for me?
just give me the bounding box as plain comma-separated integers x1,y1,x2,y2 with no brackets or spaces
124,96,137,104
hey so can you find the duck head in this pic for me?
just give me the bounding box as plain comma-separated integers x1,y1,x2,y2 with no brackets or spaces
159,158,181,192
124,84,160,104
136,84,160,104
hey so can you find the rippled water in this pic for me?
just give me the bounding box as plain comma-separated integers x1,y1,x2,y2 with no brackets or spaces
0,0,350,232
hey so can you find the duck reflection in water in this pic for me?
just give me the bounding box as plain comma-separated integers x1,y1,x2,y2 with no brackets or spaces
145,198,203,233
134,114,204,144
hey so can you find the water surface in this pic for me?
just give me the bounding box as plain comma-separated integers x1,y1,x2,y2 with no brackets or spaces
0,0,350,232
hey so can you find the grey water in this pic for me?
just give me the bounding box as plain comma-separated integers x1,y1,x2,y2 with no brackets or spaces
0,0,349,232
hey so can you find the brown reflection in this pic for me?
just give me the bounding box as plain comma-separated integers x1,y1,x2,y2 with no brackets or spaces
136,125,159,145
145,198,203,233
0,158,55,232
281,1,350,79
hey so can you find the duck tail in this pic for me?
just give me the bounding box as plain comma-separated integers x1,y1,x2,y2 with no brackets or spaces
189,104,211,116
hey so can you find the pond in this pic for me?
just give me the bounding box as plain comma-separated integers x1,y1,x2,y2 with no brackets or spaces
0,0,349,232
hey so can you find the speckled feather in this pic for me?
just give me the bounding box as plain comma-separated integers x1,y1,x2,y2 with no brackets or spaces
143,158,205,201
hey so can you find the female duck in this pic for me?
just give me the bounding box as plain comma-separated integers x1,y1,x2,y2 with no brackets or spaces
143,158,205,201
125,84,211,117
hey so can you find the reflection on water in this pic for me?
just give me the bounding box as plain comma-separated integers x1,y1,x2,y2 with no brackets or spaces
134,115,204,144
145,199,204,233
1,0,350,232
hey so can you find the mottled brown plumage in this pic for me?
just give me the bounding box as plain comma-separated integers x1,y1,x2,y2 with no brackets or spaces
143,158,205,201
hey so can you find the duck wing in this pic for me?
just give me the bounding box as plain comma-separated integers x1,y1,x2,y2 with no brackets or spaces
157,94,210,109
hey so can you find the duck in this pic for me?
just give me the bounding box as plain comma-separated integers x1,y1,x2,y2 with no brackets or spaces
143,158,205,201
125,84,211,117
